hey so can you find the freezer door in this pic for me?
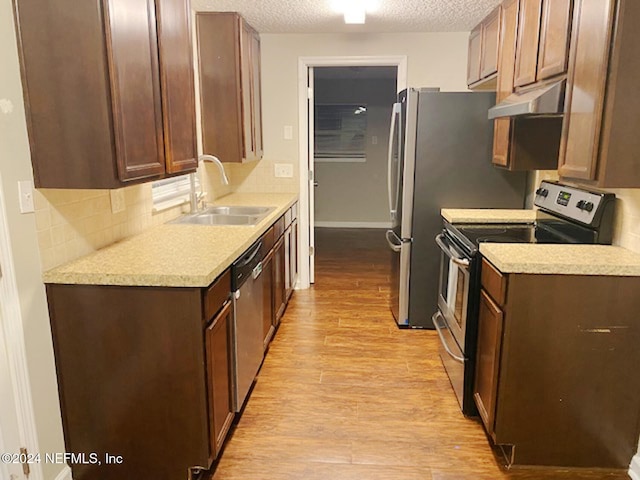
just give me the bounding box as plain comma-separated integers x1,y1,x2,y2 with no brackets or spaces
386,230,411,326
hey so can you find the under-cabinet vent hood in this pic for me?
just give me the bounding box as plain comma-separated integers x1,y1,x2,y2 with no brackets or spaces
488,80,565,120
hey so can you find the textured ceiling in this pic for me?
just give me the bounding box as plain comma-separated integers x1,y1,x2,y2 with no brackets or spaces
192,0,503,33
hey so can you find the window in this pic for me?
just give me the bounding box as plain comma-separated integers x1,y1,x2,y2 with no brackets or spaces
314,104,367,163
151,174,200,212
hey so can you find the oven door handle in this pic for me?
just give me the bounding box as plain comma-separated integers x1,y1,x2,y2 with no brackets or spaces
435,234,470,268
432,312,465,363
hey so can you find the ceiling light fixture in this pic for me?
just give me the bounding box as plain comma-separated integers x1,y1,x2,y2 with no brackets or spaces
331,0,378,25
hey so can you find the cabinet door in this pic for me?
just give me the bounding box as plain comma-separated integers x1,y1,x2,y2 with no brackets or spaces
155,0,198,174
537,0,573,81
104,0,166,181
205,300,234,460
467,25,483,86
493,0,519,168
273,237,286,326
289,219,298,293
250,31,263,160
559,0,616,181
480,7,501,79
262,252,275,350
196,13,244,163
240,21,255,161
474,290,504,436
513,0,543,88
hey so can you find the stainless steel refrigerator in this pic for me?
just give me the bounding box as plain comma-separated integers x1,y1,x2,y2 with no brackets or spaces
386,88,527,328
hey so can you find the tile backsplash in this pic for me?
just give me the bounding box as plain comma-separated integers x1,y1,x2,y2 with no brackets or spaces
34,159,298,272
34,184,185,271
533,171,640,254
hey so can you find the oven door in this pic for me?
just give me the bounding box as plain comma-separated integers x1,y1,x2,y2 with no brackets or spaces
435,233,471,350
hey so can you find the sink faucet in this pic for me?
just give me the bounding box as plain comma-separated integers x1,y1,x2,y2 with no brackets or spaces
189,155,230,213
199,154,229,184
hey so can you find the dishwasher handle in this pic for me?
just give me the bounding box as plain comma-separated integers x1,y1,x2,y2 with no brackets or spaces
236,241,263,268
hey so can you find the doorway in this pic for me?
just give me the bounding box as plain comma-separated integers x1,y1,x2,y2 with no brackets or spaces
297,56,408,287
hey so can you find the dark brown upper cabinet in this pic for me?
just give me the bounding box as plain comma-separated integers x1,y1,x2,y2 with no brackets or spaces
196,13,263,163
559,0,640,188
536,0,573,81
467,25,483,86
513,0,573,88
492,0,561,171
14,0,197,189
467,7,502,90
513,0,543,87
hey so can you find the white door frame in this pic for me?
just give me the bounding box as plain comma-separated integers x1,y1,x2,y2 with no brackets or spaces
0,177,44,480
296,55,408,289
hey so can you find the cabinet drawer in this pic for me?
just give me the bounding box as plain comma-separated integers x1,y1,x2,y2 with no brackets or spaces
203,269,231,321
260,226,275,258
273,216,285,240
284,208,292,228
481,258,507,306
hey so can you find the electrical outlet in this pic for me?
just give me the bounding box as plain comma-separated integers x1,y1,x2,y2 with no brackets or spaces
110,189,126,214
18,180,34,213
372,135,378,145
284,125,293,140
274,163,294,178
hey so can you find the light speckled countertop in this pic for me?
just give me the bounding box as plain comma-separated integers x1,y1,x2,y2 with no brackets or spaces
441,208,537,224
481,244,640,276
43,193,298,287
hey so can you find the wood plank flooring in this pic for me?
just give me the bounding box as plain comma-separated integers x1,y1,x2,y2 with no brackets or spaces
209,228,630,480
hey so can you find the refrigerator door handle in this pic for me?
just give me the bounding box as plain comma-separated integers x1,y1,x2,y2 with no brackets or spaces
387,102,402,217
385,229,403,253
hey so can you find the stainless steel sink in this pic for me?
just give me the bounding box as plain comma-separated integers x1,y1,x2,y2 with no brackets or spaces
169,205,275,226
203,206,273,216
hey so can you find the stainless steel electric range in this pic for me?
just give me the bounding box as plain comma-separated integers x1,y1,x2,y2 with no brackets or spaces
433,181,616,416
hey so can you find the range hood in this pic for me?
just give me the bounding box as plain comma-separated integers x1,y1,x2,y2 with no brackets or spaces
488,80,565,120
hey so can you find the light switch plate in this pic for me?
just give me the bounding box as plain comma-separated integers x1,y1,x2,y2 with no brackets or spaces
284,125,293,140
110,189,126,214
274,163,294,178
372,135,378,145
18,180,34,213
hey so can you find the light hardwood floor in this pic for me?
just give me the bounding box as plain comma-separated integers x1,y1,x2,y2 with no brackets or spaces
210,228,630,480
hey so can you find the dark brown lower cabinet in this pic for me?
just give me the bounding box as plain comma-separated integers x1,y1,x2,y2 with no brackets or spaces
273,236,287,325
205,300,234,461
262,250,275,350
46,270,232,480
473,290,503,438
474,261,640,468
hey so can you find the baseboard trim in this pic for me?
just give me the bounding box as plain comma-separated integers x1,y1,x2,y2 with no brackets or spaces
54,465,73,480
630,453,640,480
315,221,391,229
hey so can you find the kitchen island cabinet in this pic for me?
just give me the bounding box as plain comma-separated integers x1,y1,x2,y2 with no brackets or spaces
14,0,197,189
474,256,640,468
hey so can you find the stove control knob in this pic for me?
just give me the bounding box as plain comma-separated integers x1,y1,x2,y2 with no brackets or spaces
584,202,594,212
536,188,549,198
576,200,586,210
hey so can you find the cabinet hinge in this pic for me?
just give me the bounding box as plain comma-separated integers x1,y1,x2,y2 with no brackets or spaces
307,87,313,99
20,447,30,477
309,246,315,256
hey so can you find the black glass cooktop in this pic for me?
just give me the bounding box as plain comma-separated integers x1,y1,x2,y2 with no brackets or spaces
452,220,596,247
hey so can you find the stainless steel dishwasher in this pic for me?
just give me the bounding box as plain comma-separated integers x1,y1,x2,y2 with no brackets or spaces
231,240,265,412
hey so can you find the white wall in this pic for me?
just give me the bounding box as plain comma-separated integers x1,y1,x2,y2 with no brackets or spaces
227,32,470,192
0,0,66,478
